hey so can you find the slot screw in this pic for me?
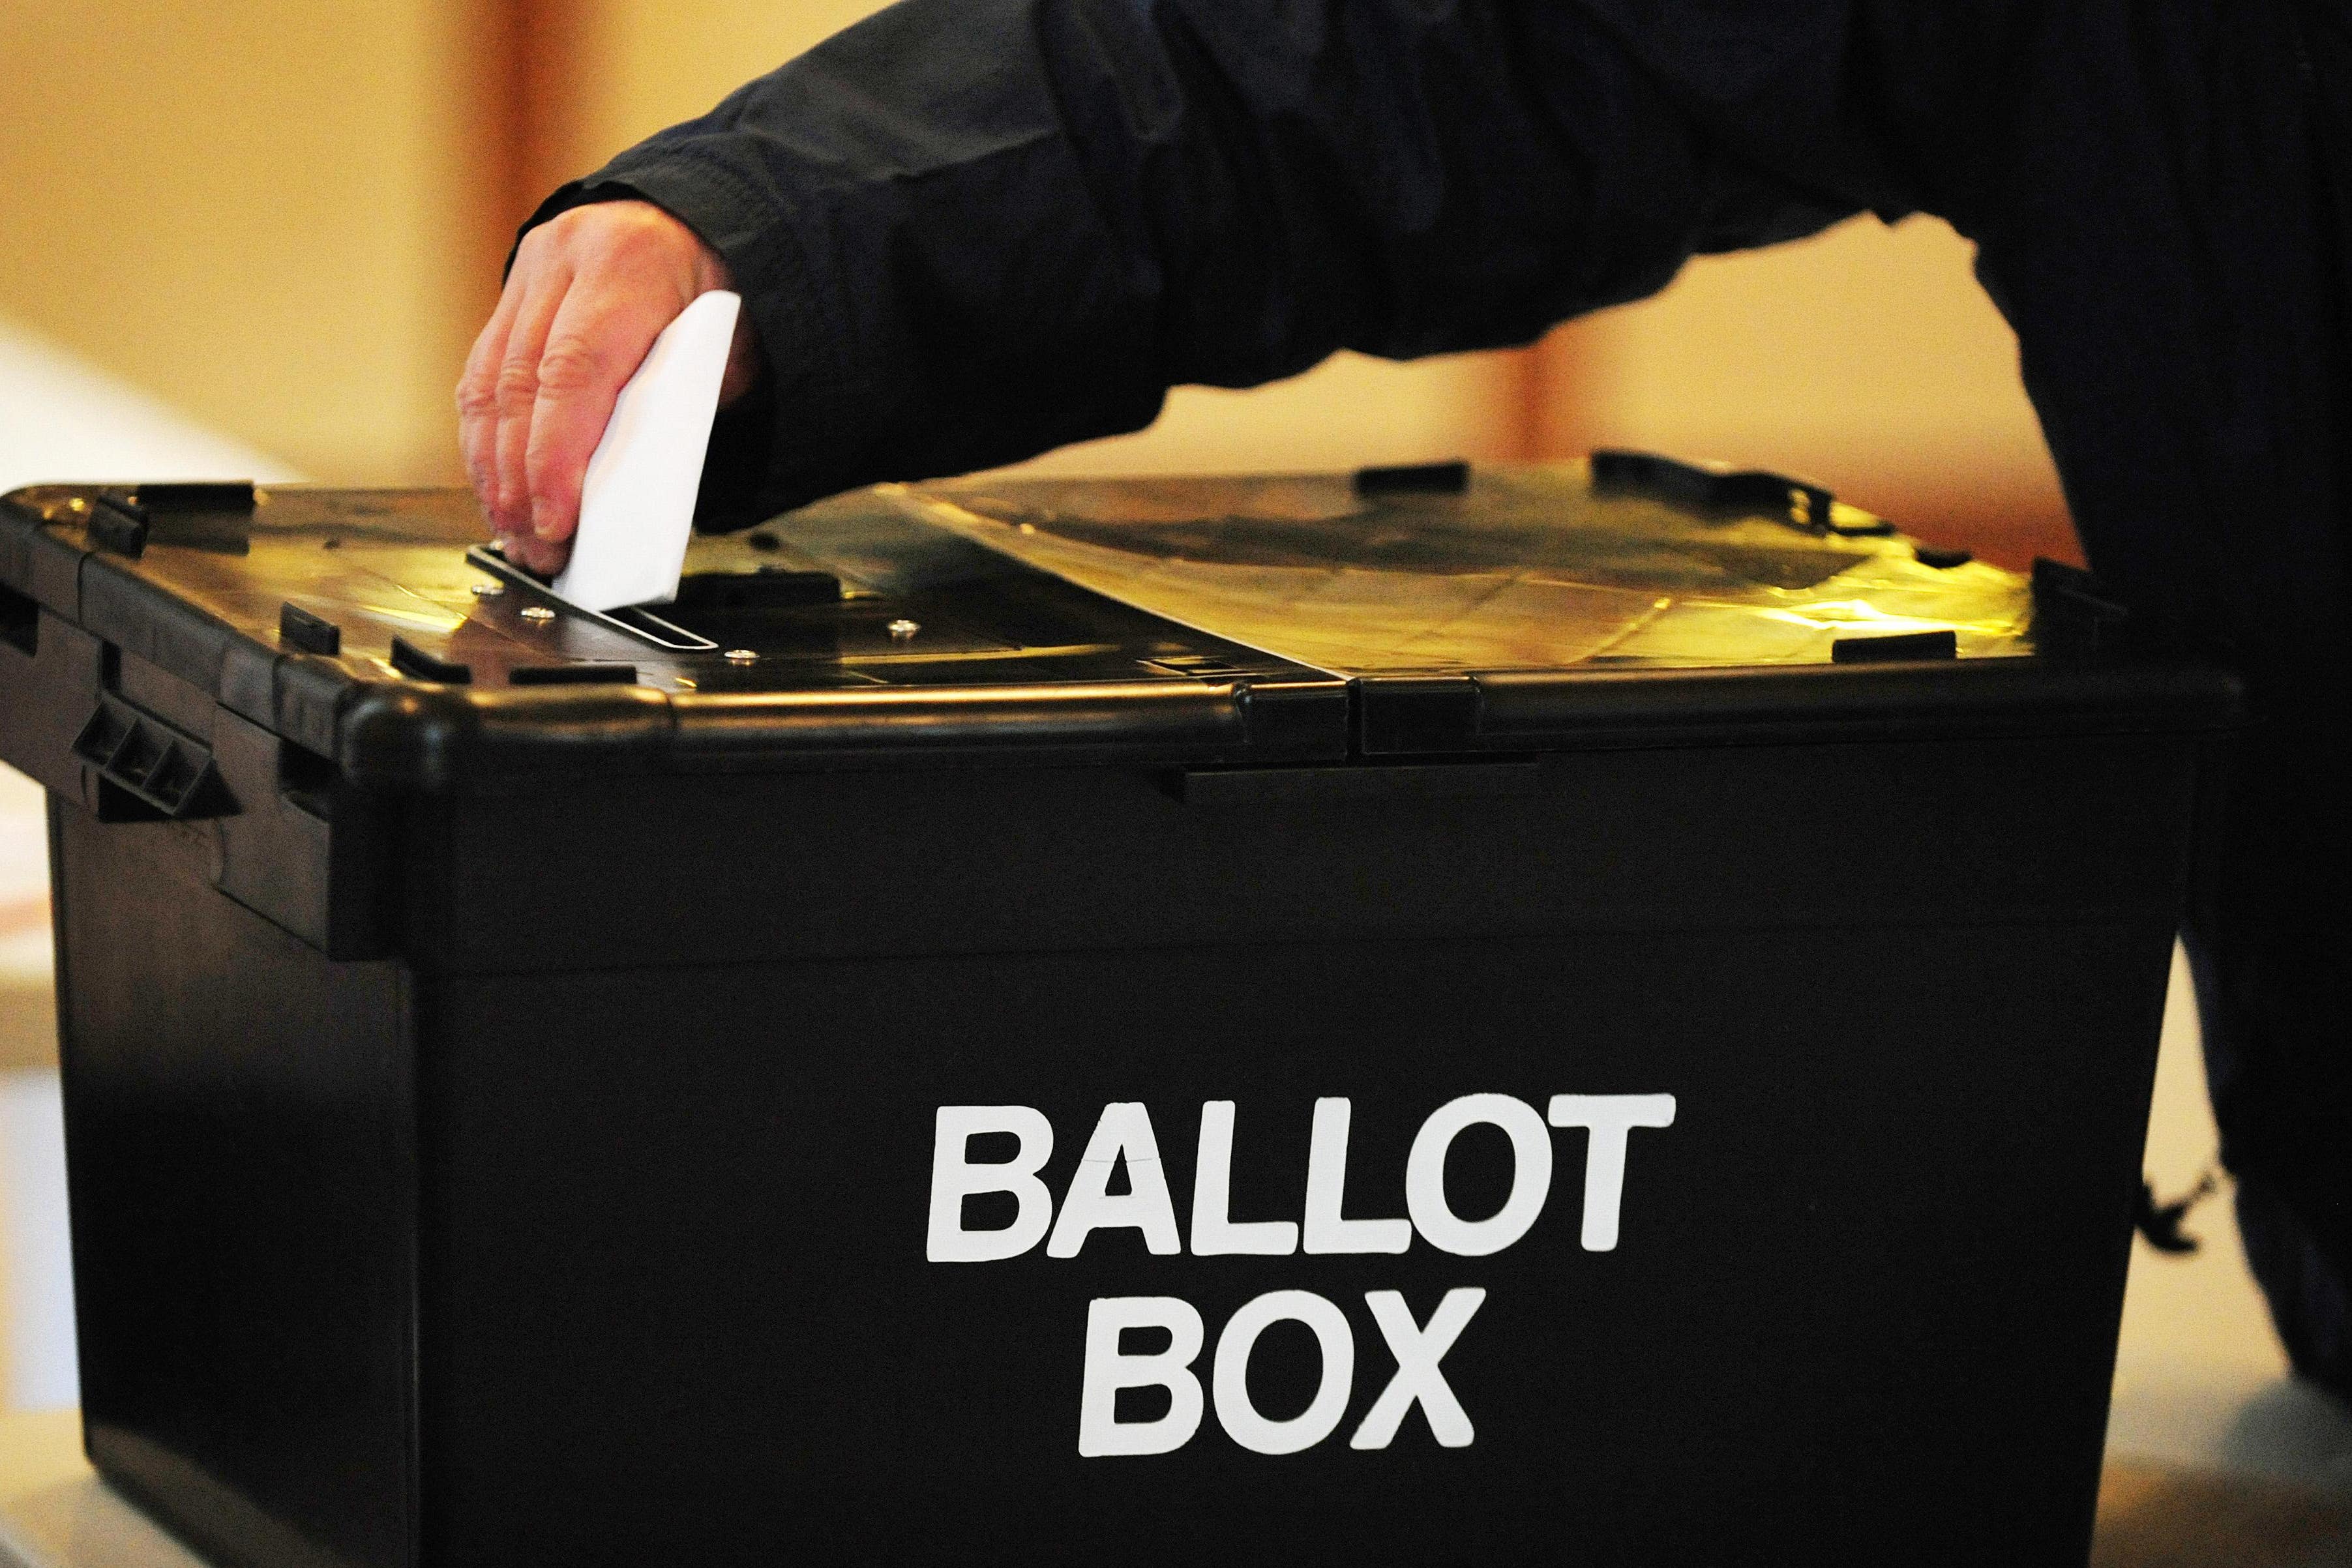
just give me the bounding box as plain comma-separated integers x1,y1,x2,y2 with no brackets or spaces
888,618,921,642
520,606,556,624
471,581,506,599
725,649,759,665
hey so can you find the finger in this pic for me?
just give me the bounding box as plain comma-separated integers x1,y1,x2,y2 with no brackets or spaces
488,265,574,538
456,282,524,524
522,286,672,544
503,529,570,578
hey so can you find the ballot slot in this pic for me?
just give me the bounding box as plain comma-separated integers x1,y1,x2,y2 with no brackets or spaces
468,539,1048,668
464,543,718,652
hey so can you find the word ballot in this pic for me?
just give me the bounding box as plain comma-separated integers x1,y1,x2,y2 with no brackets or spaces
925,1093,1676,1457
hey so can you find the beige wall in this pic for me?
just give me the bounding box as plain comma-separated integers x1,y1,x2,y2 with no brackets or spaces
569,1,889,162
1540,214,2074,565
0,1,498,484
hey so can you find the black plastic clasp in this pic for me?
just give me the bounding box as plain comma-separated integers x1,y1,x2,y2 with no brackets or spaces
1831,629,1959,664
1355,460,1471,497
134,480,257,511
87,495,151,558
1590,449,1896,537
72,694,229,820
279,603,343,656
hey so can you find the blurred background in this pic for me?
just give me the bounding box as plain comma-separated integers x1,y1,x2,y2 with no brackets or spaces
5,2,2343,1561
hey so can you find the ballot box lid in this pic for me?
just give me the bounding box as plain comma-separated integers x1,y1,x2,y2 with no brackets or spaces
1,461,2239,795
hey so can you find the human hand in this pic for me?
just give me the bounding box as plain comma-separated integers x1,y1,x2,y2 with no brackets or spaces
456,200,762,574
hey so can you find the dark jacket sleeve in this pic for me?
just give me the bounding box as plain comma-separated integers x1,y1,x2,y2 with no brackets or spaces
530,0,1859,525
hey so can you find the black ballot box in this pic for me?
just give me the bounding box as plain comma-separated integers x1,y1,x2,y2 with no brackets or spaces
0,460,2237,1567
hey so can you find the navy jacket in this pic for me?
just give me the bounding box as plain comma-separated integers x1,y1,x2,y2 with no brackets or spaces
531,0,2352,1392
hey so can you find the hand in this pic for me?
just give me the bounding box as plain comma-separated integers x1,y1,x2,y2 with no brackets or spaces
456,200,762,574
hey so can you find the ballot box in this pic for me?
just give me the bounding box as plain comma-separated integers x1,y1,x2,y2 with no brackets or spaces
0,461,2235,1566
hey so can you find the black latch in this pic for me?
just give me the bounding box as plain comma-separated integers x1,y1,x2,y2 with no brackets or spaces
87,496,151,558
1830,629,1959,663
1590,449,1896,537
1355,460,1472,497
73,694,228,820
279,602,342,656
389,636,473,684
133,480,257,511
1356,675,1484,755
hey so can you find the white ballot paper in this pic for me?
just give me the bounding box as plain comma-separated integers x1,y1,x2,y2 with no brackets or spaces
550,289,741,613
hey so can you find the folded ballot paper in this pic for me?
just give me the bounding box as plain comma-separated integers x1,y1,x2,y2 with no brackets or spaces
550,289,741,614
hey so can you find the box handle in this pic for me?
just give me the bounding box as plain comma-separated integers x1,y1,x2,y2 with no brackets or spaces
72,694,233,821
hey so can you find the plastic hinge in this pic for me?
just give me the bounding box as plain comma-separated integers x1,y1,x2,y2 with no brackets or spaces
72,693,227,820
1356,675,1484,755
1234,678,1352,760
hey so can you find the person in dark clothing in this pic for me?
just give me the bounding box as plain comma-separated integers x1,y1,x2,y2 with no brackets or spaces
456,0,2352,1399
